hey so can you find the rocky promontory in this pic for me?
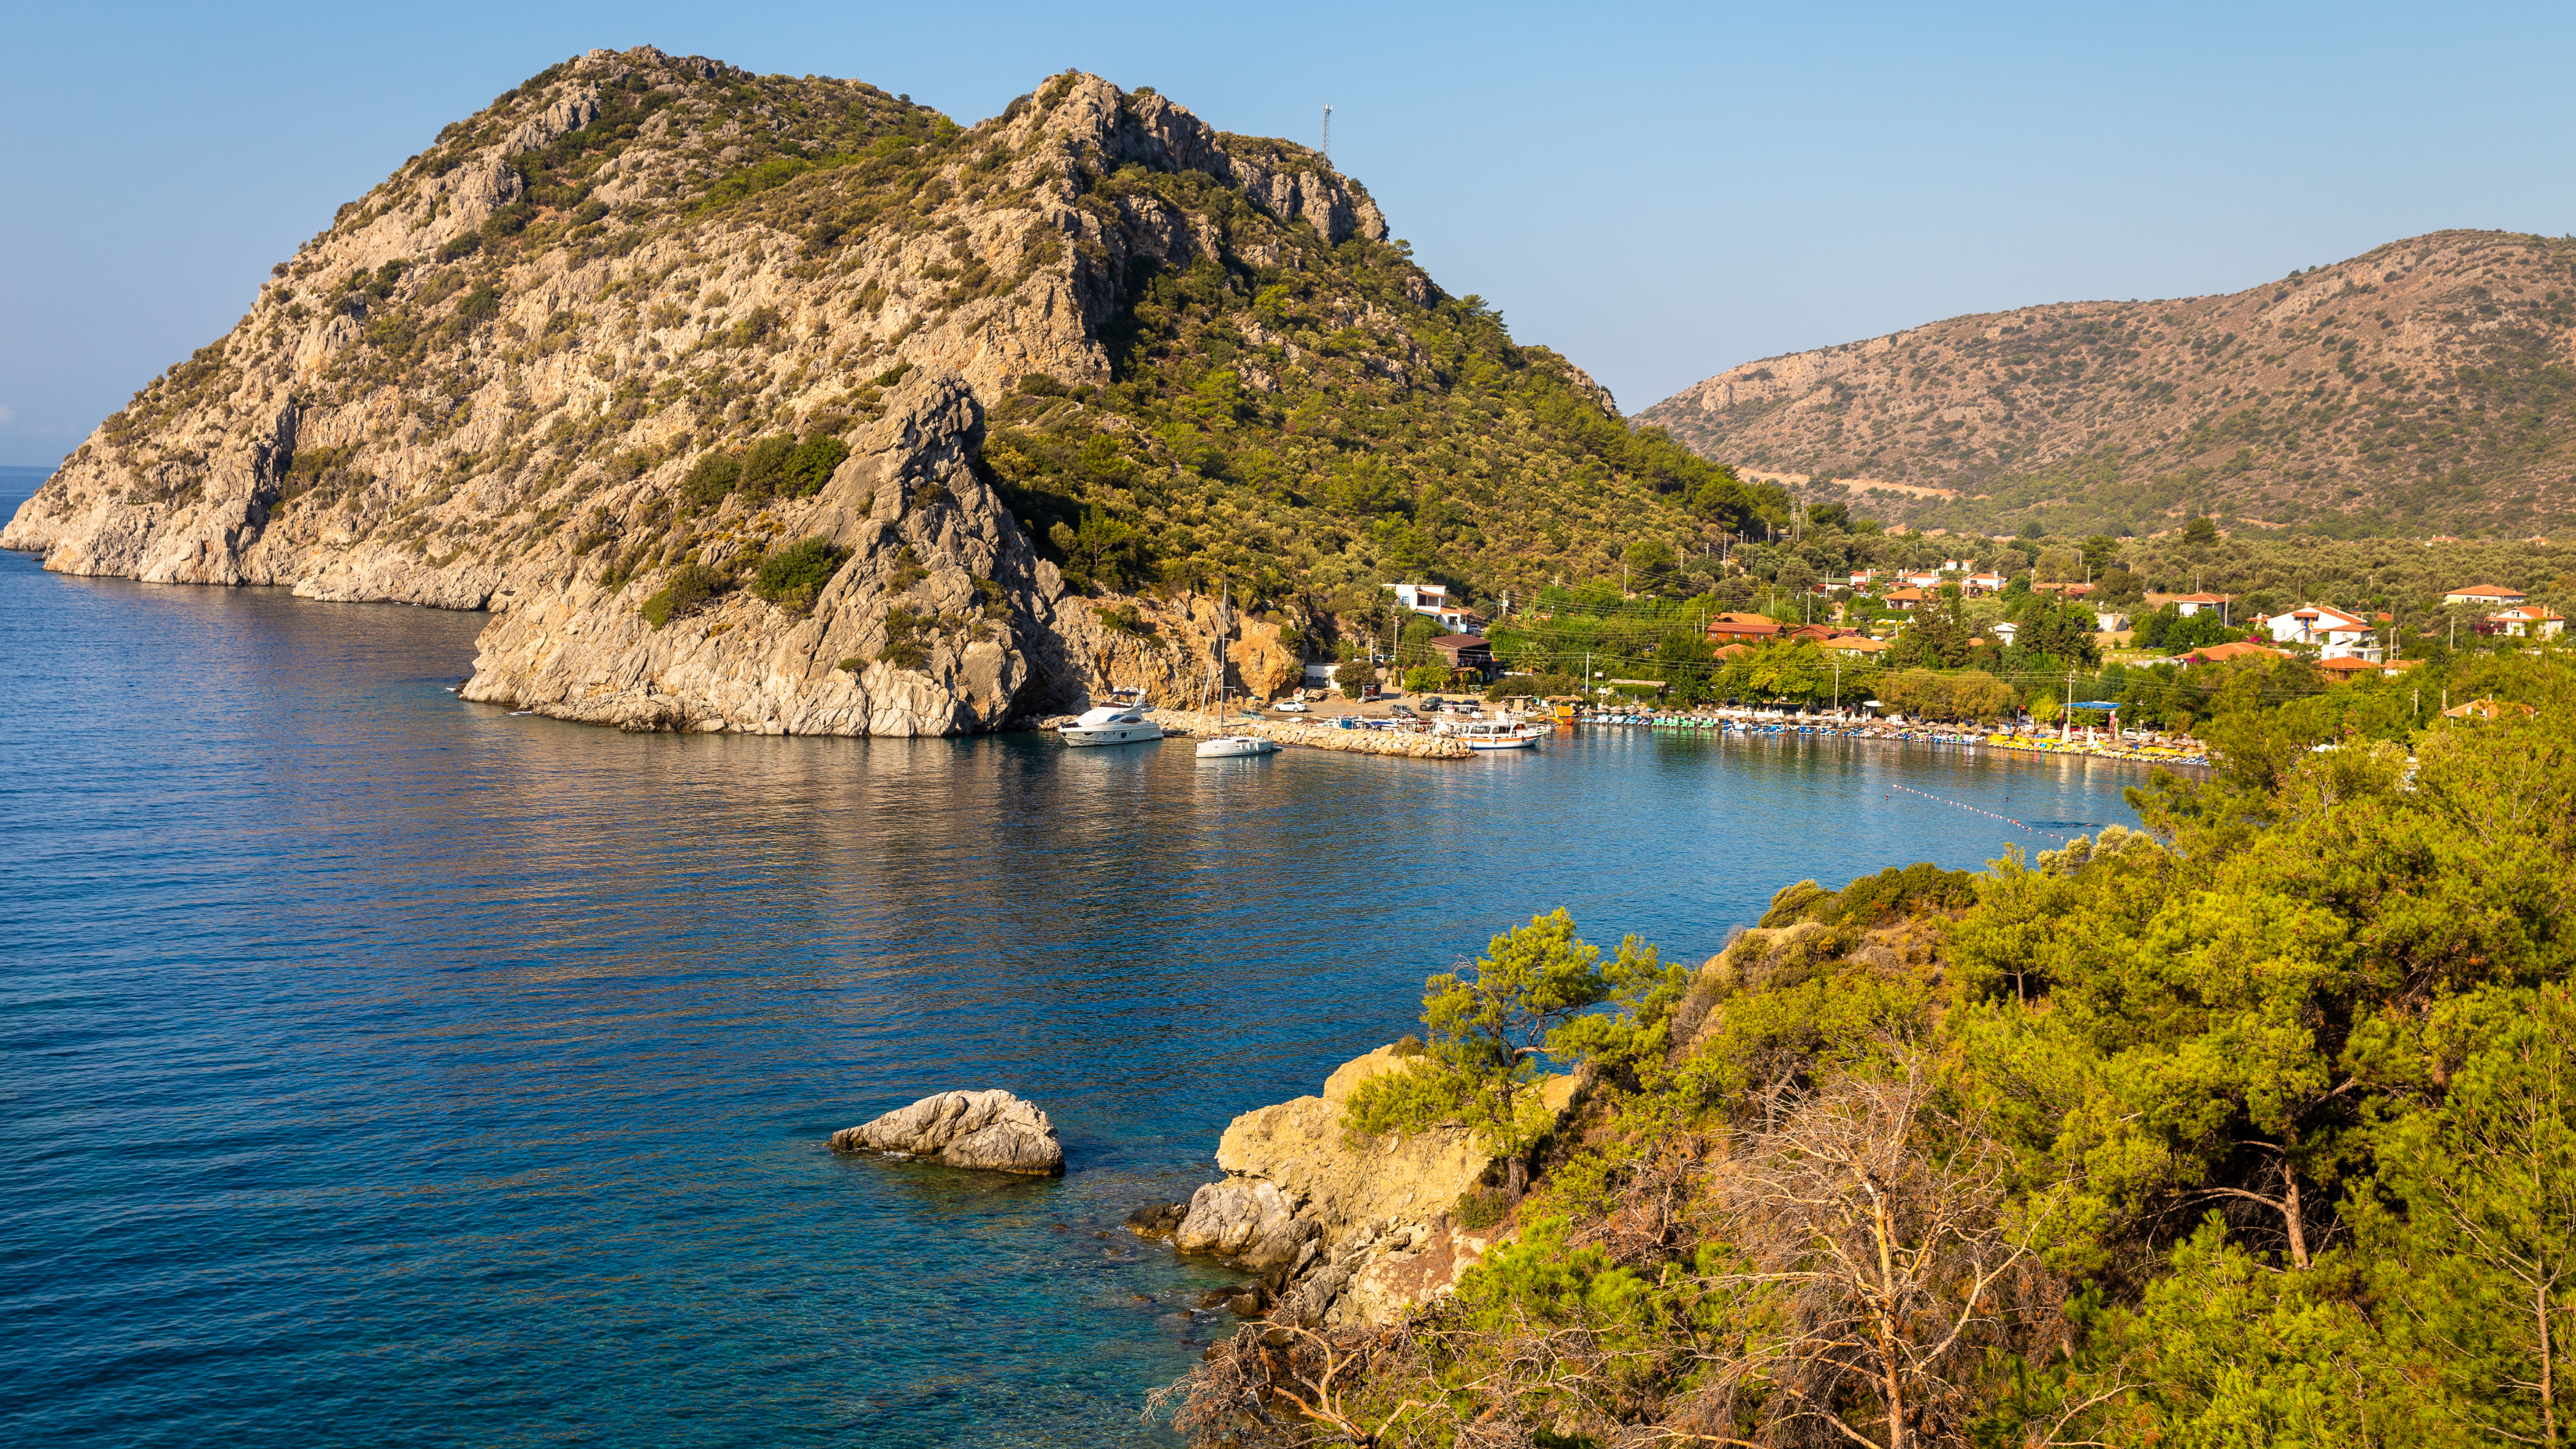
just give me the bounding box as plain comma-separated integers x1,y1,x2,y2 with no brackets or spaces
1139,1043,1582,1329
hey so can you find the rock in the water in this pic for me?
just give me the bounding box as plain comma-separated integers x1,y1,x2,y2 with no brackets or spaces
829,1089,1064,1175
1173,1177,1318,1271
1125,1200,1189,1239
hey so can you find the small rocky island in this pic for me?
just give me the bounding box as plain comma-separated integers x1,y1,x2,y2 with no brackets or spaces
830,1088,1064,1175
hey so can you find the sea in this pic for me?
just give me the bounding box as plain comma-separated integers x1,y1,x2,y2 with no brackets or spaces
0,465,2146,1447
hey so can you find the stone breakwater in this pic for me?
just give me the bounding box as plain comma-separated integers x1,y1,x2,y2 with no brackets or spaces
1145,709,1472,760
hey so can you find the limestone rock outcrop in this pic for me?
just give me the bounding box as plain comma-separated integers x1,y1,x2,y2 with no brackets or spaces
1156,1044,1586,1328
830,1088,1065,1175
1173,1178,1318,1272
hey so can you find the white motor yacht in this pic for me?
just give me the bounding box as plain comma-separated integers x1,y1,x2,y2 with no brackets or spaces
1195,735,1280,759
1058,690,1162,747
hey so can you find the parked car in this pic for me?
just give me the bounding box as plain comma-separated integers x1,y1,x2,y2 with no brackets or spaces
1388,704,1419,719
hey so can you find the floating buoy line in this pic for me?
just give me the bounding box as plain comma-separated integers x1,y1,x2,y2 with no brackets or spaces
1883,781,2076,843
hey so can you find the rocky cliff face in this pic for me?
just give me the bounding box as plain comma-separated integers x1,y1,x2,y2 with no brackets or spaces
1,48,1395,733
1637,229,2576,538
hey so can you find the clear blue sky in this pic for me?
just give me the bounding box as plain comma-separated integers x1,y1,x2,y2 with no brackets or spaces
5,1,2572,465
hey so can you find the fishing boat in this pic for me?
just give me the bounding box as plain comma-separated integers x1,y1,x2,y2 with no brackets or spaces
1455,721,1544,751
1195,735,1279,759
1058,689,1162,747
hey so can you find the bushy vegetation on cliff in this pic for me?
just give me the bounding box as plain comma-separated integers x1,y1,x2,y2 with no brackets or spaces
977,231,1785,618
1162,656,2576,1447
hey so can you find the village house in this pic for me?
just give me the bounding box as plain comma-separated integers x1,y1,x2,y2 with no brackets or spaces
1387,581,1474,633
2264,603,2380,660
1706,612,1785,643
2489,605,2566,639
2181,640,2290,665
1882,587,1930,612
2317,656,2419,680
2444,583,2528,607
2161,592,2232,617
1964,571,2007,594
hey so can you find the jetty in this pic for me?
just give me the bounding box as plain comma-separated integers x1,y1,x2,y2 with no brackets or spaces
1569,707,2210,767
1146,709,1473,759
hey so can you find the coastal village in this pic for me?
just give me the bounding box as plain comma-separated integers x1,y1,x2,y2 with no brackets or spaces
1136,544,2559,767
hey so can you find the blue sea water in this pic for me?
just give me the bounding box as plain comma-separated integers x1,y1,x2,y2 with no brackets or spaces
0,465,2147,1446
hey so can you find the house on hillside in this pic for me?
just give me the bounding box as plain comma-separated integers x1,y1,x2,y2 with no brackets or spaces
1882,587,1930,612
2317,656,2418,680
2034,581,2097,598
2264,603,2380,660
2180,640,2290,665
1707,613,1785,643
2490,605,2566,639
1965,571,2007,595
1388,582,1473,632
2164,592,2231,618
1817,633,1888,654
2444,583,2527,607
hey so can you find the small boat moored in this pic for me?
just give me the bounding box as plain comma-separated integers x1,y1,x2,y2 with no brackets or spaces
1195,735,1281,759
1454,720,1544,751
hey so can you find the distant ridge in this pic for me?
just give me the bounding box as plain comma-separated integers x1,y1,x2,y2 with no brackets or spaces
1638,230,2576,538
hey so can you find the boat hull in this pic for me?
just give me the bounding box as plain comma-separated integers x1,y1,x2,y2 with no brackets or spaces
1059,722,1163,746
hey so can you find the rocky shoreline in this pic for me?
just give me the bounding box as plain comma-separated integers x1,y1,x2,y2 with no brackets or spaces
1129,1044,1579,1330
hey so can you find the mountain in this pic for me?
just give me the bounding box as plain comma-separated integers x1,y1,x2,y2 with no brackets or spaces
2,47,1785,734
1636,230,2576,540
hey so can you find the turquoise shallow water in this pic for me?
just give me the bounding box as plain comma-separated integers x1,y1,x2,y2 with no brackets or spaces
0,469,2145,1446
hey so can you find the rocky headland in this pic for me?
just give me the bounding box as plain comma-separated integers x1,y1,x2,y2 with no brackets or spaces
3,47,1784,738
1135,1043,1581,1329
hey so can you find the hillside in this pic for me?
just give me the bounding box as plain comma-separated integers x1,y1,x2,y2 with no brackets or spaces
2,47,1785,736
1638,229,2576,540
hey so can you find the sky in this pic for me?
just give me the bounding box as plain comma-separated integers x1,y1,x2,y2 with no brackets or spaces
4,1,2574,465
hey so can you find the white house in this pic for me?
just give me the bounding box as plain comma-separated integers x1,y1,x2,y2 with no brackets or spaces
2445,583,2528,607
2265,603,2380,660
1965,571,2006,595
1388,582,1473,632
2490,605,2566,639
2170,592,2231,618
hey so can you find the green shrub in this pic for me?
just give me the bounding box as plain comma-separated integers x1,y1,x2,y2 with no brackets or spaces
1016,373,1067,397
1335,659,1376,697
680,450,740,512
887,545,927,592
752,536,851,613
783,436,849,496
736,435,797,500
880,607,930,670
1454,1186,1507,1231
1401,664,1449,694
640,563,730,629
454,285,499,321
836,656,863,672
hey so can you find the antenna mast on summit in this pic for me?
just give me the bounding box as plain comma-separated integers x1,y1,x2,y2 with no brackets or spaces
1321,105,1332,162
